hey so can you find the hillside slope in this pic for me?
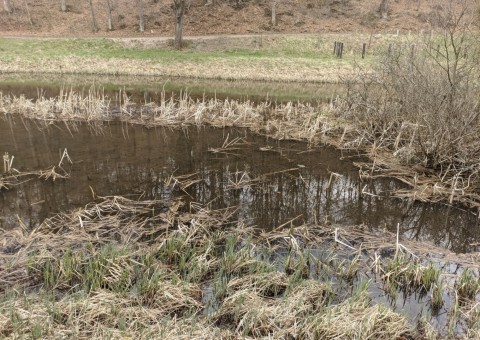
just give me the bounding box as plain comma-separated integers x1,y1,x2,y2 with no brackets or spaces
0,0,476,37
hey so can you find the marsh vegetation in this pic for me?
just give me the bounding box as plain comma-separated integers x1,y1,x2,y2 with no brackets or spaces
1,112,480,338
1,194,479,339
2,4,480,336
335,1,480,209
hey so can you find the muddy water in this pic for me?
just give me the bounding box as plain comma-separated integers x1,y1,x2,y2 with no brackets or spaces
1,117,479,253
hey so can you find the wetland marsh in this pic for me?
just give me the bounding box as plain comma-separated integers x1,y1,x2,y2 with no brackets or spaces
1,81,480,338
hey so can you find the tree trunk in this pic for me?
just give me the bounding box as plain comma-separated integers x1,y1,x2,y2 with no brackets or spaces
378,0,389,19
106,0,113,31
271,0,276,26
3,0,12,13
88,0,99,32
24,0,33,25
61,0,67,12
174,0,185,49
137,0,144,32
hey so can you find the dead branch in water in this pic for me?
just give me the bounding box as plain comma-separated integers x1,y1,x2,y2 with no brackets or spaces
208,134,247,157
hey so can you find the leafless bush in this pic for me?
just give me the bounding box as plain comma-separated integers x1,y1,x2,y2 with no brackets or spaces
338,0,480,185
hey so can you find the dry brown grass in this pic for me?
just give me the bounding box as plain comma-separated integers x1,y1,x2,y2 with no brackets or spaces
1,193,479,338
0,52,357,83
0,194,420,339
0,87,333,144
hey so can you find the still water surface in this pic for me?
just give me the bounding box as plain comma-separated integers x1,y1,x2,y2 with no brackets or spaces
1,117,479,253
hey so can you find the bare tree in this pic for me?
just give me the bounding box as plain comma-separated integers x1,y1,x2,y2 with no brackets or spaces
61,0,67,12
106,0,113,31
378,0,388,19
137,0,145,32
173,0,186,49
3,0,12,13
88,0,99,32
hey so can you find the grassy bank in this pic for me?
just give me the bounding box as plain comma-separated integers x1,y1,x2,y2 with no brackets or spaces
0,34,397,83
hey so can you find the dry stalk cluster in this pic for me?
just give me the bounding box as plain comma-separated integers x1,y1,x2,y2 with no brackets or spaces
0,87,332,144
1,195,480,338
0,149,72,191
2,152,13,174
334,3,480,207
0,87,110,121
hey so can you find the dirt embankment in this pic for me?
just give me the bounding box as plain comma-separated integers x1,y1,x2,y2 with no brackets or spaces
0,0,470,37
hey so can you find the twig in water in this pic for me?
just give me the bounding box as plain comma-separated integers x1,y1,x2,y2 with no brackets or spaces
334,228,356,251
59,148,73,167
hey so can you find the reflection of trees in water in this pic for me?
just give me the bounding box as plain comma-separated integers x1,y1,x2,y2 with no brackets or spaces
1,120,479,252
399,203,479,253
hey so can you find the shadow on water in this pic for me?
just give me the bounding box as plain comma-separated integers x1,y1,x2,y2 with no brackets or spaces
0,117,479,254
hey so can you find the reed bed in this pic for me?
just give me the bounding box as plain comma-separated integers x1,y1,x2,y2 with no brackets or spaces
1,195,479,338
6,87,480,209
0,88,330,143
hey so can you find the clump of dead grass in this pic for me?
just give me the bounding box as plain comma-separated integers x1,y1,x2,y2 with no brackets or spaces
0,149,72,191
0,87,332,144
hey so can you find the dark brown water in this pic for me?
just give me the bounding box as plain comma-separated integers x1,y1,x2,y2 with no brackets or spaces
1,117,479,253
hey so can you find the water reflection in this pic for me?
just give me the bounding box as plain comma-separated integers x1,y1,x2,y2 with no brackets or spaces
0,117,479,253
0,75,342,105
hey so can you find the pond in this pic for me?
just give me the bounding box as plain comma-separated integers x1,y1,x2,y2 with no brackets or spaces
1,116,479,254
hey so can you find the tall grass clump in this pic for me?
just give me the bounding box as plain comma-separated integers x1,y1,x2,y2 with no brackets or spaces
456,268,480,301
0,86,327,144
